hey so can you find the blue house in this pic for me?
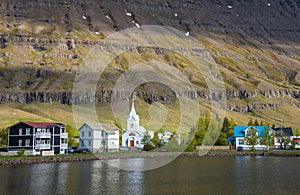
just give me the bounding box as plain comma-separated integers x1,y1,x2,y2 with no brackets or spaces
234,126,271,150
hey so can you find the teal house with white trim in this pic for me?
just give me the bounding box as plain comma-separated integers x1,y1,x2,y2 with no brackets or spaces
234,126,271,150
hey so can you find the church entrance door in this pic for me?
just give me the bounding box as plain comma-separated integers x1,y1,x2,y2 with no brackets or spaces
130,140,134,147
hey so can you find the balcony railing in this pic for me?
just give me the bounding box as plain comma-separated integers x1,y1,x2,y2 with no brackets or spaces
35,143,51,149
60,143,68,149
36,132,51,139
60,133,68,138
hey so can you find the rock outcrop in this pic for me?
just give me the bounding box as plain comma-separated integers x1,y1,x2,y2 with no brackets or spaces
0,88,299,113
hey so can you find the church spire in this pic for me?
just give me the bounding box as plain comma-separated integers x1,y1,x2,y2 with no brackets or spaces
128,98,139,121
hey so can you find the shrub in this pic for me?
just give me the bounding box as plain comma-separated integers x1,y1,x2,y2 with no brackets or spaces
143,144,155,151
17,148,26,156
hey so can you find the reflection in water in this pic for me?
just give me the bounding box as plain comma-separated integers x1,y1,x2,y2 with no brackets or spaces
1,157,300,194
105,157,176,171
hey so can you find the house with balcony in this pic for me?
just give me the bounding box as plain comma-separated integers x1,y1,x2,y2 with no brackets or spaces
79,123,120,152
8,122,68,155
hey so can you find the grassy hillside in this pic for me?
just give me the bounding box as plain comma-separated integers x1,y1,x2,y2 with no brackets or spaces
1,98,299,134
0,0,300,134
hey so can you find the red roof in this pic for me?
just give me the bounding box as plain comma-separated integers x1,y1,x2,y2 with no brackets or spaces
22,122,65,128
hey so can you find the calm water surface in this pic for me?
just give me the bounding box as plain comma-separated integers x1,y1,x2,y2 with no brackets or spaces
1,156,300,194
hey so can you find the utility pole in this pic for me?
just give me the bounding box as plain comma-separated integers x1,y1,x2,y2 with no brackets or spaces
280,118,283,149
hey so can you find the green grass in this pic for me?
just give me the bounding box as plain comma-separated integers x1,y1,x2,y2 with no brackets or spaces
213,56,240,72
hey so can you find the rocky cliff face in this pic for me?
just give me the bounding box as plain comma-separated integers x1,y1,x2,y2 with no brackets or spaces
0,0,300,114
0,88,299,113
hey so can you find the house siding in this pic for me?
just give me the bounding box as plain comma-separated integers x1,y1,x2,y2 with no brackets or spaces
79,123,119,153
8,122,68,155
234,126,270,150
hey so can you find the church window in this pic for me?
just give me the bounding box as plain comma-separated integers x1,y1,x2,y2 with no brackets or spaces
129,132,135,136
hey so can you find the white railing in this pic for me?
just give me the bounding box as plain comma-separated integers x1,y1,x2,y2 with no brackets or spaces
35,144,51,149
36,132,51,138
60,133,68,138
60,143,68,149
42,150,54,156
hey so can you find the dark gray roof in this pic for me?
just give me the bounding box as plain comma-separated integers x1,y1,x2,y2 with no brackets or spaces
273,127,293,136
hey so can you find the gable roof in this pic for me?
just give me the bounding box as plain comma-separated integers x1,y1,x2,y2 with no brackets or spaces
234,126,267,137
12,121,65,128
80,123,119,132
273,127,293,136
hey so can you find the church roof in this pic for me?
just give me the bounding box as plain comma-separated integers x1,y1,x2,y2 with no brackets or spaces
128,99,139,121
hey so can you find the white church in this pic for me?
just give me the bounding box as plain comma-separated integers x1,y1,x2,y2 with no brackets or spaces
122,99,154,148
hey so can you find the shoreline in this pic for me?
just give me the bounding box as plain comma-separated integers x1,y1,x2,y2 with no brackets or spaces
1,151,300,166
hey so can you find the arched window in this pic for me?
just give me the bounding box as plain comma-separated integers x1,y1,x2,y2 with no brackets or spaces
129,132,135,136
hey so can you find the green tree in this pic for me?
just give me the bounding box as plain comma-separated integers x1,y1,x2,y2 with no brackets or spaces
214,132,228,146
291,139,296,150
228,118,235,136
259,127,274,150
254,119,259,126
152,132,159,147
275,130,290,149
66,124,79,147
0,128,8,146
114,120,123,146
248,119,254,126
141,133,151,145
244,127,258,151
141,132,155,151
221,117,230,136
260,120,264,126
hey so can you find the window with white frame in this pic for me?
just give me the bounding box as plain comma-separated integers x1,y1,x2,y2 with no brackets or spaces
88,140,91,146
26,128,30,135
82,131,84,137
89,131,91,137
239,139,245,145
25,139,30,147
18,139,22,147
19,128,22,135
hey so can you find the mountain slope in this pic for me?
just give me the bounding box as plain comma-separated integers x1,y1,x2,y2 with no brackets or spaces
0,0,300,129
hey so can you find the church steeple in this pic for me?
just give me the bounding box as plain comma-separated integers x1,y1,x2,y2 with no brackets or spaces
128,98,139,121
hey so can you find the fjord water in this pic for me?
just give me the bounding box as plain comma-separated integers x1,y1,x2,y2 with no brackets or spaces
1,156,300,194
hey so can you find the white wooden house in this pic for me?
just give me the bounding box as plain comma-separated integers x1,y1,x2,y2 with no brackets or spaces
79,123,119,152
